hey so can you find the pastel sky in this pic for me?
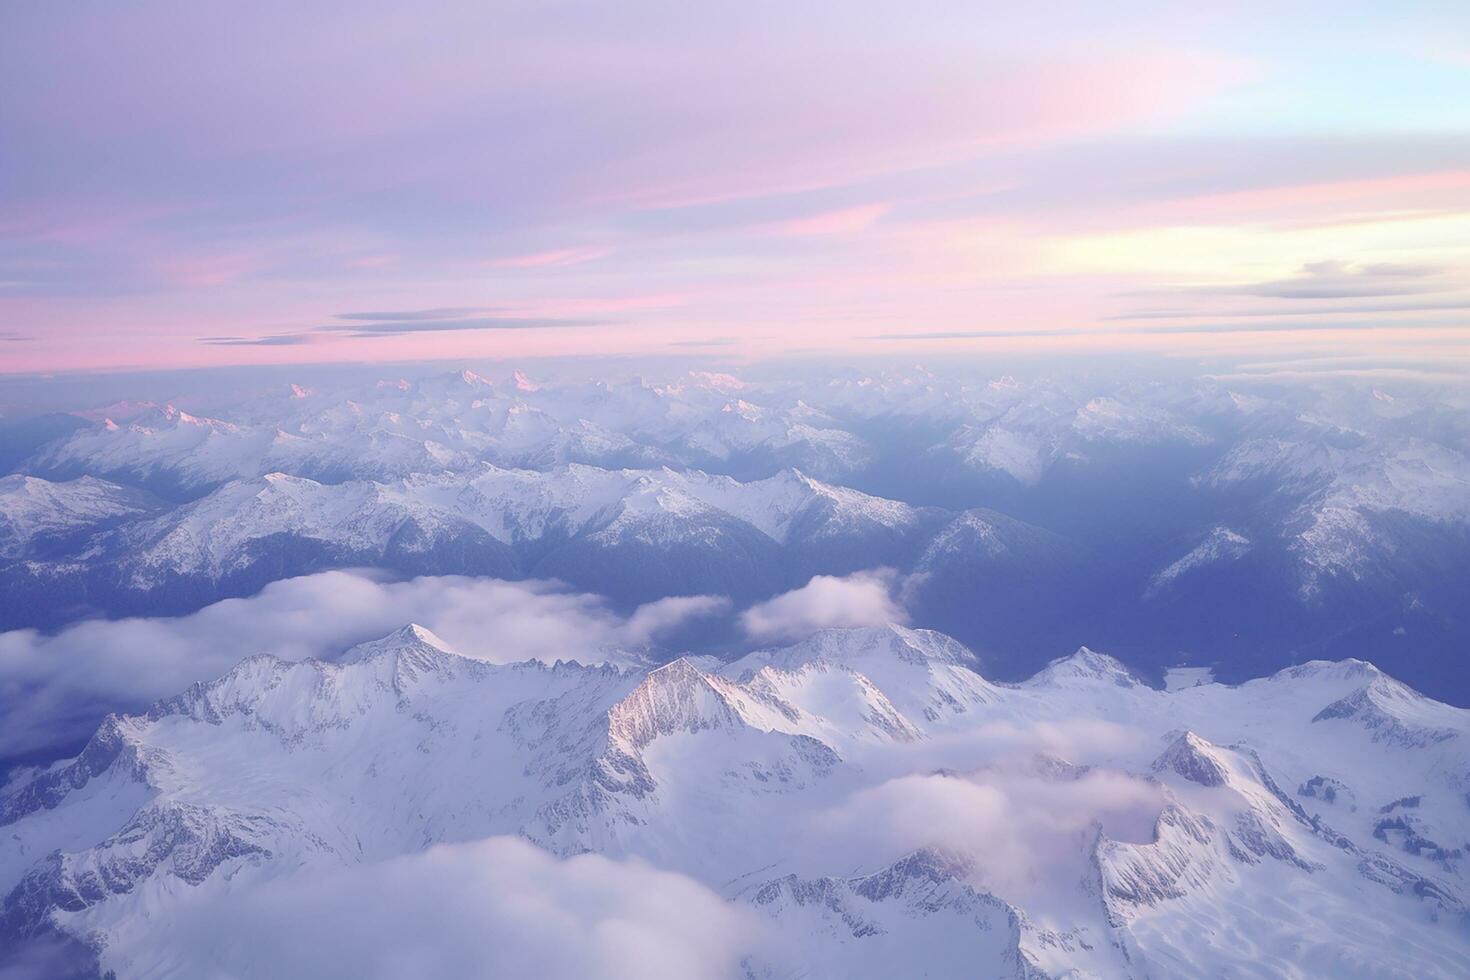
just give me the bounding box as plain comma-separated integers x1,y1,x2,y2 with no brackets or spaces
3,0,1470,373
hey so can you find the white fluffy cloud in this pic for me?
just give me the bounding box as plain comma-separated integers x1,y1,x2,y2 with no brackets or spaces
0,571,727,761
621,593,732,645
861,718,1152,779
120,837,758,980
799,713,1164,914
740,568,907,642
811,764,1165,910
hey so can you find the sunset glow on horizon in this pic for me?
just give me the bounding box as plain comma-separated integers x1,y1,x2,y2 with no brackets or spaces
3,1,1470,374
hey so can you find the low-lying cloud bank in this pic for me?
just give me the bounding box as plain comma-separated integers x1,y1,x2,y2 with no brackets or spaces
792,715,1164,913
127,837,759,980
0,571,728,763
740,568,907,642
1,567,907,765
812,765,1165,909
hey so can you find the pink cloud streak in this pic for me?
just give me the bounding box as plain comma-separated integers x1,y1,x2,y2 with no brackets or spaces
485,247,609,270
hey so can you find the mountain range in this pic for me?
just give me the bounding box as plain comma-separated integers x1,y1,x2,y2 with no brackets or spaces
3,623,1466,977
3,366,1466,701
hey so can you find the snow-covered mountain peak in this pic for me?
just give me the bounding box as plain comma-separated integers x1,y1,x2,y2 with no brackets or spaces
152,404,237,433
143,625,494,739
743,846,1039,979
1144,526,1251,599
462,368,491,385
1311,673,1463,748
258,469,304,487
721,398,764,420
1272,658,1384,686
0,474,155,558
1151,731,1232,787
916,508,1070,572
339,623,457,665
0,473,131,505
5,621,1470,978
332,623,506,698
606,657,748,750
0,712,153,829
1027,646,1140,689
881,844,977,883
724,626,998,734
1073,395,1211,447
920,509,1013,558
732,625,981,676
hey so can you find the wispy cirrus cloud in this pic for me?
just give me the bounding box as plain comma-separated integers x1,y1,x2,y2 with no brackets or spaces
484,247,609,269
668,337,739,348
200,334,315,346
862,329,1075,341
1109,298,1470,321
4,2,1470,371
868,320,1470,341
334,308,491,322
321,309,600,337
771,203,891,237
1105,260,1466,330
1224,260,1449,300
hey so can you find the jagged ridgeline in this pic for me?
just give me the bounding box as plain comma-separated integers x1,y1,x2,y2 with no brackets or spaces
3,368,1469,701
4,625,1468,977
